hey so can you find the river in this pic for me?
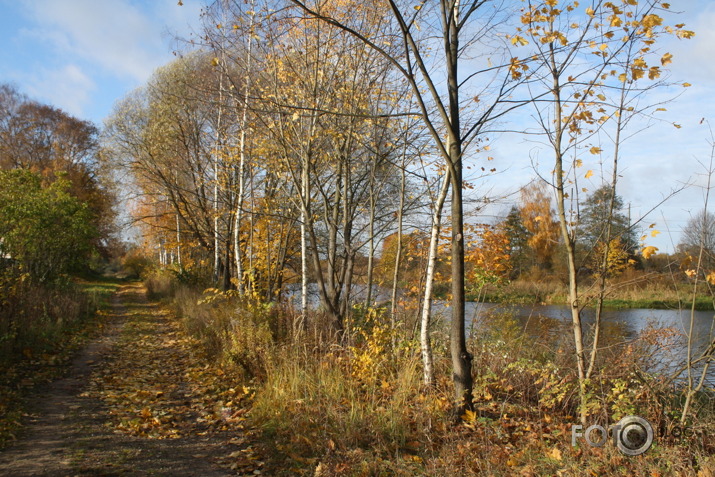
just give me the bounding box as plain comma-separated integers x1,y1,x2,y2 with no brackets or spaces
460,301,715,388
286,284,714,387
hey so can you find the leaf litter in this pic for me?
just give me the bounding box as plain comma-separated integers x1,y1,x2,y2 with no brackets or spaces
0,283,264,476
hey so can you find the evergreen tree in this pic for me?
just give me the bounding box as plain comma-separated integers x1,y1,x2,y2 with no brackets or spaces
578,186,637,254
500,206,533,278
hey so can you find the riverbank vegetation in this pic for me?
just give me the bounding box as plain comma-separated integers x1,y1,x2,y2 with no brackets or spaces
144,269,714,475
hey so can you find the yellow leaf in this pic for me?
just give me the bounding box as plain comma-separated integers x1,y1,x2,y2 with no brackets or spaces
642,246,659,259
685,269,696,278
596,93,606,101
211,57,220,67
585,170,594,179
462,409,477,424
683,82,692,87
589,146,602,155
706,271,715,285
661,52,673,66
511,35,529,46
586,6,595,17
575,159,583,167
651,230,660,237
548,446,563,461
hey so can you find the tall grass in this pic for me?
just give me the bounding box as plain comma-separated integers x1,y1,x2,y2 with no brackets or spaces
162,274,715,475
0,272,100,364
0,271,122,447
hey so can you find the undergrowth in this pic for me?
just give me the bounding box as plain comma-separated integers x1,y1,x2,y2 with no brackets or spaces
163,273,715,476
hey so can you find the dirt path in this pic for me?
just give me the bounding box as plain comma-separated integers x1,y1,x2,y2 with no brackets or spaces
0,283,259,476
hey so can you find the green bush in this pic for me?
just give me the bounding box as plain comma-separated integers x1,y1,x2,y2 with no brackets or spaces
0,170,98,283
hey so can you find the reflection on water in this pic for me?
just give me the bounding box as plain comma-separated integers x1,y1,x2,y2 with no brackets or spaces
460,302,715,388
284,283,714,388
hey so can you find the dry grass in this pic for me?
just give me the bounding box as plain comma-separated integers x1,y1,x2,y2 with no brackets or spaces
0,272,99,364
165,281,715,476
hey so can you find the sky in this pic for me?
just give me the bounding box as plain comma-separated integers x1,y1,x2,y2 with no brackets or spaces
480,0,715,254
0,0,713,253
0,0,205,123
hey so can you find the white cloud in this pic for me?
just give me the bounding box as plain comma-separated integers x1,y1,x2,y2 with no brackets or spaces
18,0,179,83
23,63,96,117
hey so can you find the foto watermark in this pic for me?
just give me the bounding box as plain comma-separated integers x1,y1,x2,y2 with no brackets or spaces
571,415,654,456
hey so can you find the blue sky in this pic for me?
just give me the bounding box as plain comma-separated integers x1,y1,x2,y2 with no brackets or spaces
0,0,204,123
483,0,715,254
0,0,713,253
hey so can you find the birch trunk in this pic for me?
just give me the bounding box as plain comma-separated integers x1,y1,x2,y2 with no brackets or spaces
420,171,450,387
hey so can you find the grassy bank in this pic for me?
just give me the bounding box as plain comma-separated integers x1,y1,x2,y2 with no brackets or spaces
468,278,715,311
151,271,715,476
0,273,125,447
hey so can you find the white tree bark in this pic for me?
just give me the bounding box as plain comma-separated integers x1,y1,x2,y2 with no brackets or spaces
421,171,450,387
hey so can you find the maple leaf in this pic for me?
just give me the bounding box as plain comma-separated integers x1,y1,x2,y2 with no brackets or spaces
641,246,659,259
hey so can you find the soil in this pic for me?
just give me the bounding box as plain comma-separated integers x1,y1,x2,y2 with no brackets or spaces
0,284,252,476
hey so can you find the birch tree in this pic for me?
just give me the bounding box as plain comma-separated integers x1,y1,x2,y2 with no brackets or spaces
288,0,525,412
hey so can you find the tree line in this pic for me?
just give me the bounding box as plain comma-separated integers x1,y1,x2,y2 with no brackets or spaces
0,84,116,281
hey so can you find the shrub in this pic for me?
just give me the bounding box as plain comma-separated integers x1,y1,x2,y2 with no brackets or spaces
0,270,94,364
143,269,178,300
121,250,152,278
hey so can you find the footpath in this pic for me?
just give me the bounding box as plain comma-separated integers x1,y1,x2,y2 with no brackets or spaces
0,283,262,476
